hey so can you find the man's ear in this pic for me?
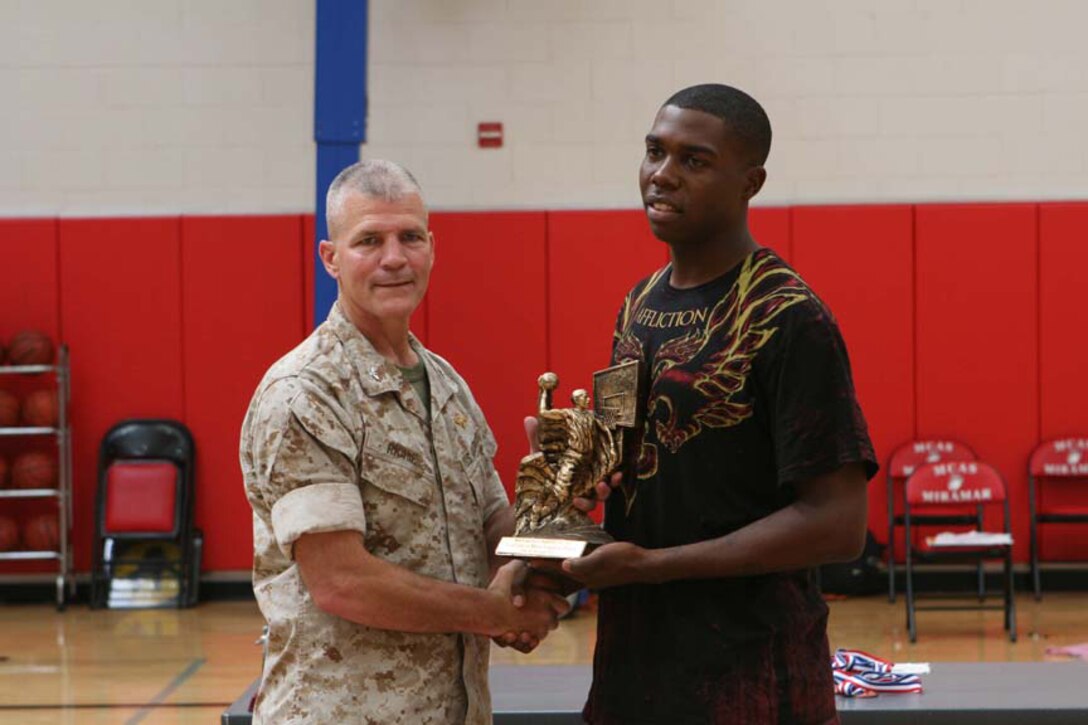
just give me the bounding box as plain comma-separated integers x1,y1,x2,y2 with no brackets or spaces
428,231,436,269
318,239,339,280
742,166,767,202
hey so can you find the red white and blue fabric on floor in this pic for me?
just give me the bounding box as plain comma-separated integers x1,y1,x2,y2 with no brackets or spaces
832,648,924,698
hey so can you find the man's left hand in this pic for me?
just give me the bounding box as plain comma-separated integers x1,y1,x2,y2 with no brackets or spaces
561,542,653,590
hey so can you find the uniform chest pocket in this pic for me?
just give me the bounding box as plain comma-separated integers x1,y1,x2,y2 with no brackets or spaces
360,447,434,508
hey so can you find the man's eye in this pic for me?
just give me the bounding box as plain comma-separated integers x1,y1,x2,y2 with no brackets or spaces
645,147,663,160
686,157,706,169
357,236,379,246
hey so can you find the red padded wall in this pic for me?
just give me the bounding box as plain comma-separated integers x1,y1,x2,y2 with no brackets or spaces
303,214,317,332
181,216,307,571
426,212,548,494
915,205,1038,560
792,205,915,545
547,210,668,398
5,200,1087,576
1039,203,1088,439
1037,203,1088,560
59,218,185,569
0,219,60,341
750,206,792,263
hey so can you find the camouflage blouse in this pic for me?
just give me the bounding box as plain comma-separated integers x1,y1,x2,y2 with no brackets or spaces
240,303,509,724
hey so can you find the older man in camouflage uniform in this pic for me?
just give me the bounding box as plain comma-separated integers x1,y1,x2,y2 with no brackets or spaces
240,160,566,724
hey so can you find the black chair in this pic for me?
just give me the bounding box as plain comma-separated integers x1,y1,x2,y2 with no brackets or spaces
90,419,199,609
904,461,1016,643
1028,438,1088,600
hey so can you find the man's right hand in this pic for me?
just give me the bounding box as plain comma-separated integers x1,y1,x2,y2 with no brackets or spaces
488,560,571,652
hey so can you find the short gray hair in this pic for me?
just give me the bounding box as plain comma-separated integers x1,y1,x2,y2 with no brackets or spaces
325,159,425,235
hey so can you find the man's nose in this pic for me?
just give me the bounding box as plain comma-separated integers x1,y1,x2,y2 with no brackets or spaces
380,238,408,267
650,156,680,189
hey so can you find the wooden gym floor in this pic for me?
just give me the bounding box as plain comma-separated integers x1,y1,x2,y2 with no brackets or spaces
1,592,1087,724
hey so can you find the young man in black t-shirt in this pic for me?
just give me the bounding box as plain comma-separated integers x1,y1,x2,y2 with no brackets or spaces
561,85,878,724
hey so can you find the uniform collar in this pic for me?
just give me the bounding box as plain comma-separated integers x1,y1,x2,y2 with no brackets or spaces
325,302,455,411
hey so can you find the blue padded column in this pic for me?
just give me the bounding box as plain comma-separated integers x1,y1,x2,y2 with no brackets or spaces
313,0,367,327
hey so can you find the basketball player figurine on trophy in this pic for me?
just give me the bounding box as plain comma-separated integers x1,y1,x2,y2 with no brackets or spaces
496,360,641,560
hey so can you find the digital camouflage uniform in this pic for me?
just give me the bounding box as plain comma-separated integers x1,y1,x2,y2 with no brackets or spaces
240,303,509,724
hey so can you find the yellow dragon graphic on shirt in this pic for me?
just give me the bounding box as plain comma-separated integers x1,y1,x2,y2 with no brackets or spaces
613,252,811,486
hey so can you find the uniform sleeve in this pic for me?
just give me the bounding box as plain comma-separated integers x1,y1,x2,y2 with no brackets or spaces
471,396,511,523
252,380,366,559
760,300,879,487
479,462,510,523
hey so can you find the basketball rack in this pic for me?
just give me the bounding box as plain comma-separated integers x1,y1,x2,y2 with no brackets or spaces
0,345,74,610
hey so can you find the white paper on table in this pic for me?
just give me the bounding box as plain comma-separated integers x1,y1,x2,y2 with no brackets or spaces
926,530,1013,547
891,663,931,674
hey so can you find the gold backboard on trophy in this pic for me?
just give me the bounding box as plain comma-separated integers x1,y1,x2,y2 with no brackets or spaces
593,359,640,429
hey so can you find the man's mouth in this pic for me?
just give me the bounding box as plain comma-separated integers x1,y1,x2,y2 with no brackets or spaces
646,198,682,220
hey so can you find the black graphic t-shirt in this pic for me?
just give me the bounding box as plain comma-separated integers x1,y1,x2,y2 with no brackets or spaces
584,248,878,725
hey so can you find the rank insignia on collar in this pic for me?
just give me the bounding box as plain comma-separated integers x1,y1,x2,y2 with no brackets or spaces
453,413,468,428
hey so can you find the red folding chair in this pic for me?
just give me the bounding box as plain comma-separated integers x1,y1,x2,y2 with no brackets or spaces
885,440,978,602
904,461,1016,643
1029,438,1088,600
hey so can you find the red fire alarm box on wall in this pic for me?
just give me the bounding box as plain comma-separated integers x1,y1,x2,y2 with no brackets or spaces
477,122,503,148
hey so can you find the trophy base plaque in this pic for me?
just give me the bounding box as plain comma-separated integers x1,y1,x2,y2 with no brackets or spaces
497,522,613,560
495,536,590,560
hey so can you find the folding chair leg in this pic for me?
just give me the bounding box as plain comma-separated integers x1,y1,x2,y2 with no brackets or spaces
905,550,917,643
176,552,187,610
1005,551,1017,643
1029,478,1041,601
90,571,101,609
887,508,896,603
177,543,194,609
1002,564,1010,631
1030,517,1042,601
887,536,896,603
977,560,985,602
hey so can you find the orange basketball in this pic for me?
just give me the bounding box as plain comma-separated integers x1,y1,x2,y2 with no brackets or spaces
0,455,8,488
22,514,58,552
0,515,19,551
6,330,55,365
0,390,18,427
11,451,58,489
22,389,58,427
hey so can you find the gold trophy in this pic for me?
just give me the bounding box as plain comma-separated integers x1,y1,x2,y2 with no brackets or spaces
496,360,641,559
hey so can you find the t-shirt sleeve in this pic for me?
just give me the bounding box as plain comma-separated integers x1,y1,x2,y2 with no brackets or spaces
253,381,366,559
612,295,628,354
761,299,879,486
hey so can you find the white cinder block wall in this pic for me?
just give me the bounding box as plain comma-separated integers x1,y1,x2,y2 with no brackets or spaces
0,0,314,216
368,0,1088,209
4,0,1088,215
